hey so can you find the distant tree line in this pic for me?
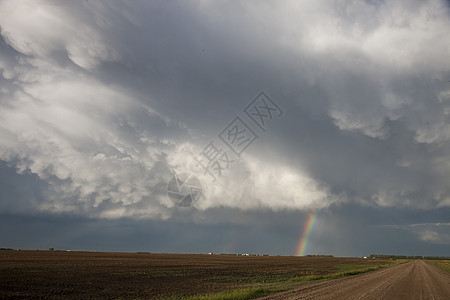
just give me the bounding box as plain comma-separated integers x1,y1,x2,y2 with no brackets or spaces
370,254,450,260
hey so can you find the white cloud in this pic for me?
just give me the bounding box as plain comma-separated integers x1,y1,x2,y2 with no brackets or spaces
1,0,450,219
269,0,450,142
166,142,332,211
384,223,450,244
0,0,333,218
418,230,442,243
0,0,120,70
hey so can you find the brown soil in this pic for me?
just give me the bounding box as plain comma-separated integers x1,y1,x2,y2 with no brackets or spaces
0,250,388,299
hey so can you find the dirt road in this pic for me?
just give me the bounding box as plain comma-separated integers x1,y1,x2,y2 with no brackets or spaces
259,260,450,299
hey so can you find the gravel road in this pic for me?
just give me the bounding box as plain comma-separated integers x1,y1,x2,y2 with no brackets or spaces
258,260,450,299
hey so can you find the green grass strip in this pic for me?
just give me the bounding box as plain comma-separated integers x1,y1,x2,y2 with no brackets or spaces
165,287,273,300
288,263,397,282
426,260,450,273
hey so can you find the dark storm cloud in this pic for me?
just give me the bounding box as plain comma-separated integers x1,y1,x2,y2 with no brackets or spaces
1,0,450,252
2,204,450,256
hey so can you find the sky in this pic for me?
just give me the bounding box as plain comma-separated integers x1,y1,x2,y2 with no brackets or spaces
1,0,450,257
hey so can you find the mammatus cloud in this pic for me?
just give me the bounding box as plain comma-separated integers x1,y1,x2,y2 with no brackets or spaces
0,0,449,220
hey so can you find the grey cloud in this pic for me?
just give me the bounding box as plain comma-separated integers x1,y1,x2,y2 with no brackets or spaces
0,0,450,223
1,203,449,256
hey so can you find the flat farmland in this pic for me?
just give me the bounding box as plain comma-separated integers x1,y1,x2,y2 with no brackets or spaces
0,250,392,299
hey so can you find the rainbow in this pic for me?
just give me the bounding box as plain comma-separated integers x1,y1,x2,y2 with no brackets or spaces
223,211,244,254
296,210,319,256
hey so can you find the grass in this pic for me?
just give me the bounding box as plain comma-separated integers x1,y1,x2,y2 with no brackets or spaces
169,259,408,300
287,259,408,283
166,288,274,300
290,262,394,281
426,260,450,273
